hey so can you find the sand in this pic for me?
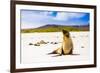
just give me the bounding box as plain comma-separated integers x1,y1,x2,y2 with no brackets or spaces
20,31,93,67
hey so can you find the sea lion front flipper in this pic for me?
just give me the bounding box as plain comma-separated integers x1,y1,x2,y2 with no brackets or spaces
68,48,73,54
68,43,73,55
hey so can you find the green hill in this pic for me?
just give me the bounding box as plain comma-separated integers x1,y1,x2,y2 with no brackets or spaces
21,24,89,33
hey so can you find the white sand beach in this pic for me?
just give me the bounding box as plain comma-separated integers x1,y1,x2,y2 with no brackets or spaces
20,31,93,67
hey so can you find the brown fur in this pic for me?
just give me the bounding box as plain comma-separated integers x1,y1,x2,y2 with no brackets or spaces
48,30,73,55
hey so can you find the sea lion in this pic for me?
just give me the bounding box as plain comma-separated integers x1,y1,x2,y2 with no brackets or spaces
48,30,73,55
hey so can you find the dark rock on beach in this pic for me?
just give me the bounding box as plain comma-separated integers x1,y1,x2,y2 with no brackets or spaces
29,43,33,45
50,42,58,44
40,40,47,44
34,43,40,46
81,46,84,48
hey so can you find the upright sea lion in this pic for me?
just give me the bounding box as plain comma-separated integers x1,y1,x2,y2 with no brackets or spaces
48,30,73,55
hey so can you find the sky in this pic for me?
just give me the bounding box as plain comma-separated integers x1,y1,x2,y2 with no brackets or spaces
21,10,90,29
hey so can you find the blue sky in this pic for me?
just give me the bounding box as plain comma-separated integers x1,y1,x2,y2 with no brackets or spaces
21,10,90,29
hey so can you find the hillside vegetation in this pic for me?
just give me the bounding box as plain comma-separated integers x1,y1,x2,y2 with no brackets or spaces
21,24,89,33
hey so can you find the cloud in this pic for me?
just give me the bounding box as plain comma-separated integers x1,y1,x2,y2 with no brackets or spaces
21,22,45,29
68,13,86,18
53,12,68,21
54,12,86,21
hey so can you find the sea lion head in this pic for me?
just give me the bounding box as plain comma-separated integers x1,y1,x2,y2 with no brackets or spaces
62,29,70,38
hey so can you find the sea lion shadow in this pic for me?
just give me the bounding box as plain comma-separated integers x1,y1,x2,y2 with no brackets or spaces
51,54,80,57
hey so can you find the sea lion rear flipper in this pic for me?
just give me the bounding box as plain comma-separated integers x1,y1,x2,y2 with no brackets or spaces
48,47,62,55
47,50,57,54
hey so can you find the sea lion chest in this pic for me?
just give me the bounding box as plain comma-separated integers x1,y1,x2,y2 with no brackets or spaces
62,37,73,54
